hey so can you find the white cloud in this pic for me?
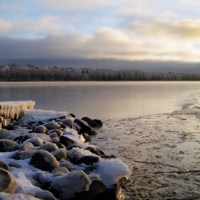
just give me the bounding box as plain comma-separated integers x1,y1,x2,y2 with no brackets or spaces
0,19,13,33
13,16,73,36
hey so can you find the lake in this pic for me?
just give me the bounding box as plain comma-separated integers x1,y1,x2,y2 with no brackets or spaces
0,81,199,118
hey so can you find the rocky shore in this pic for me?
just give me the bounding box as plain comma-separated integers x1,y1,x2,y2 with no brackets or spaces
0,110,130,200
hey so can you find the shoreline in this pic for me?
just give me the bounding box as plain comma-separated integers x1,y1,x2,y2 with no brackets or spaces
91,105,200,199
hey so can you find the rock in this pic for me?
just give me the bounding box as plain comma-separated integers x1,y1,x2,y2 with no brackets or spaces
26,138,44,147
33,171,52,190
52,141,66,149
60,136,76,147
38,143,58,152
59,160,73,171
48,132,57,138
85,147,101,156
11,150,36,160
0,168,18,194
33,125,48,134
0,129,11,139
8,162,21,168
51,149,67,161
74,176,107,200
35,190,57,200
0,160,9,171
51,167,69,175
28,133,51,143
30,150,59,172
93,119,103,128
0,139,19,152
14,134,29,144
119,177,130,188
76,155,99,165
19,142,35,151
66,144,81,151
49,170,91,199
82,132,91,143
61,118,73,128
68,113,76,118
0,193,41,200
82,117,97,127
74,119,92,133
48,129,63,137
44,122,60,130
53,172,64,177
88,130,98,136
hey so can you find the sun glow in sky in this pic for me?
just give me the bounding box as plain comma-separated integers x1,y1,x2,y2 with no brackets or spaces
1,0,200,67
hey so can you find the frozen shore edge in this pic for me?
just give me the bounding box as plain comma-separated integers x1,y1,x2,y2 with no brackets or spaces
0,104,130,200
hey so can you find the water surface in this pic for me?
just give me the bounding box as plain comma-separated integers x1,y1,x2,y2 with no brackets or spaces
0,81,199,118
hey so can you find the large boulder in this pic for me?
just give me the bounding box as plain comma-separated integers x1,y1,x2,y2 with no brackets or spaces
29,150,59,172
44,122,60,130
0,168,18,194
59,136,76,148
49,170,91,199
0,139,19,152
0,160,9,171
74,119,92,133
38,143,58,152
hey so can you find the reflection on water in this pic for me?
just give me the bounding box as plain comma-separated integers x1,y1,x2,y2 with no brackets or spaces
0,81,200,118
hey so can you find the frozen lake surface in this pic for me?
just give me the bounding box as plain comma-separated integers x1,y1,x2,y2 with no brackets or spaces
0,81,200,118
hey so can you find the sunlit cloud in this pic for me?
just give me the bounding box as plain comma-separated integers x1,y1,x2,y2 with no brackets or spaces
129,19,200,39
0,19,13,33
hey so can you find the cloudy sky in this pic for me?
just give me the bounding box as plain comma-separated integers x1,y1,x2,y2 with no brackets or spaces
1,0,200,72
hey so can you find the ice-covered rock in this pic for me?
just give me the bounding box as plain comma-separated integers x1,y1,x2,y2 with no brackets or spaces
0,100,35,120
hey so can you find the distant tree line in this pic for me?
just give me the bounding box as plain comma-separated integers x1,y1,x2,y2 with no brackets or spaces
0,63,200,81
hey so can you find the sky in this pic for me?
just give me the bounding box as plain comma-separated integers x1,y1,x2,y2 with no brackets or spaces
0,0,200,72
